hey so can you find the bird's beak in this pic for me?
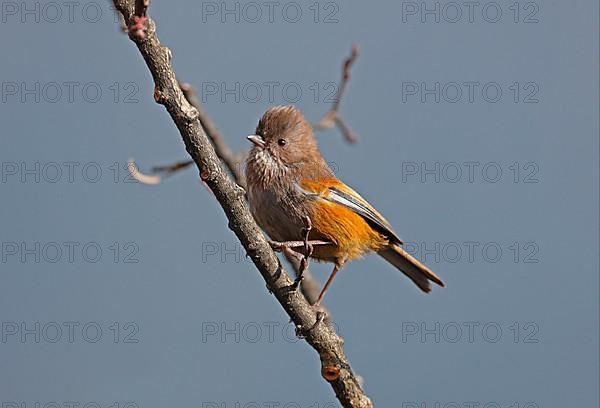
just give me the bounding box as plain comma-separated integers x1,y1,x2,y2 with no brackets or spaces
247,135,266,148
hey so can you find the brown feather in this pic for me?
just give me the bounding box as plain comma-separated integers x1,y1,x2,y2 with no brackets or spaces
378,243,445,292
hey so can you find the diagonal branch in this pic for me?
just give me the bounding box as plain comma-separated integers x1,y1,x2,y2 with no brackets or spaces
112,1,372,407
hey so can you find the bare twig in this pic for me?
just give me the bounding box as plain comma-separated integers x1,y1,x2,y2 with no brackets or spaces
127,82,246,187
127,158,162,184
152,158,195,176
111,2,372,407
314,44,360,143
127,157,195,184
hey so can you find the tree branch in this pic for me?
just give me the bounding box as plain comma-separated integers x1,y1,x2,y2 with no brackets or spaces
112,1,372,406
314,44,360,143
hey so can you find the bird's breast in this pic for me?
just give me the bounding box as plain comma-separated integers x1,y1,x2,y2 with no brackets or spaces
247,183,311,243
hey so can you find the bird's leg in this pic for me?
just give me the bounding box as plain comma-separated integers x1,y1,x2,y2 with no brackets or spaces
269,217,330,291
268,238,328,273
292,216,314,290
313,263,343,308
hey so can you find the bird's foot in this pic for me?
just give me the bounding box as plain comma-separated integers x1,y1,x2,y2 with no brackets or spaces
290,274,304,291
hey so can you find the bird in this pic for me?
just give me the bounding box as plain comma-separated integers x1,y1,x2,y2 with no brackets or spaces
245,105,444,307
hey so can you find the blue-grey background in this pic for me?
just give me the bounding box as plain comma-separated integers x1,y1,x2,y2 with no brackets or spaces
1,1,598,407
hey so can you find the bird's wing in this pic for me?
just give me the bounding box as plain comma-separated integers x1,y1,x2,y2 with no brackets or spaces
299,178,404,245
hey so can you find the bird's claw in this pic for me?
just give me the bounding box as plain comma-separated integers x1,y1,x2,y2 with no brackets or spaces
290,274,304,291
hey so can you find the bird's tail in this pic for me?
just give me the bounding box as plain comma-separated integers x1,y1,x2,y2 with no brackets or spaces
378,243,445,293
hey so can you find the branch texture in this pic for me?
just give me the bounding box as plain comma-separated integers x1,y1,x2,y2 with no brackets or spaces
113,1,372,406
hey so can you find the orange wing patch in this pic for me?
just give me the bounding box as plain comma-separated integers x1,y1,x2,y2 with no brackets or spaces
300,178,388,263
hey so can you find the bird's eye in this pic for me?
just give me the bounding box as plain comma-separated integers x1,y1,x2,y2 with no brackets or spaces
277,139,287,146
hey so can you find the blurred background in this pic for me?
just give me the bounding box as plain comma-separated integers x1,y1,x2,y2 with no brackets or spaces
1,0,598,407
